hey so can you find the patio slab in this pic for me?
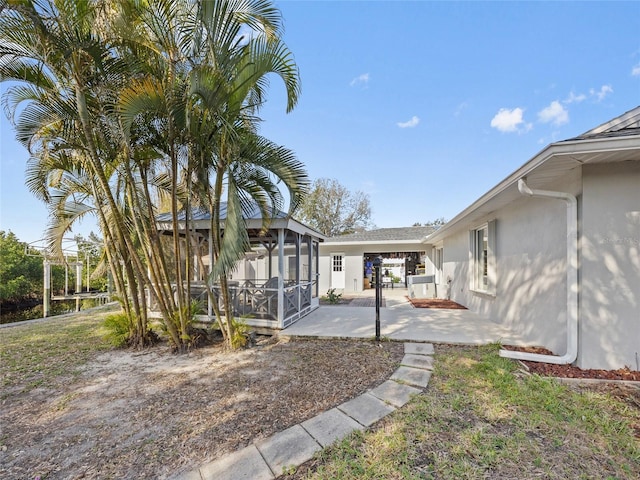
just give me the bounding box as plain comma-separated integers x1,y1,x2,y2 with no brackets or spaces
391,366,432,388
337,392,396,427
301,407,364,447
400,353,434,370
283,303,525,346
369,380,422,408
256,425,321,476
199,444,273,480
404,342,434,355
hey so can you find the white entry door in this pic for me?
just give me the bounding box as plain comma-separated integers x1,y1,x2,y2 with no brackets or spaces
331,253,345,289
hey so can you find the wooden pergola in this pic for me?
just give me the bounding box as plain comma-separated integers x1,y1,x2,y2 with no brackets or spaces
153,205,325,330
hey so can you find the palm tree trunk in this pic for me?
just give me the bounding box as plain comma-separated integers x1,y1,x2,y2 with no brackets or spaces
74,81,150,346
210,160,236,346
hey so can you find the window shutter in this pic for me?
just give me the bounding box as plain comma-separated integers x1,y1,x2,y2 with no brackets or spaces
487,219,497,294
469,230,475,290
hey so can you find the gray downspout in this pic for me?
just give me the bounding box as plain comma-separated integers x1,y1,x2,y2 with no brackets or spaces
499,178,578,365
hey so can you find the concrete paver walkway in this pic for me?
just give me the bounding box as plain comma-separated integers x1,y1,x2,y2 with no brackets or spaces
174,289,526,479
174,342,435,480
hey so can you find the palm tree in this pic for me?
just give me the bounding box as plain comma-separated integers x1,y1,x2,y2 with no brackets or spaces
118,0,306,348
0,0,155,345
2,0,307,350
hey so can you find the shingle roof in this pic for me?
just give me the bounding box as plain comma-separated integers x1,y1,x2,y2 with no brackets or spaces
567,105,640,141
156,203,325,239
567,126,640,141
326,226,436,243
156,203,287,222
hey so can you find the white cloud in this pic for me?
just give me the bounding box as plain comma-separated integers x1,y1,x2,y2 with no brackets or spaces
538,101,569,126
590,84,613,102
454,101,469,116
490,107,531,133
564,91,586,104
397,116,420,128
633,64,640,77
350,73,370,87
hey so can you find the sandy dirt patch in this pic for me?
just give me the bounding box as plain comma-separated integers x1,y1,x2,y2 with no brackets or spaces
1,337,403,479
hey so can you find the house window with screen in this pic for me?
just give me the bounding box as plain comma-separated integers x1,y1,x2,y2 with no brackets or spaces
471,220,496,294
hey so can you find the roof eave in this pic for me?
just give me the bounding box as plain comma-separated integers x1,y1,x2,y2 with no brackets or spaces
322,239,428,247
157,217,326,241
425,133,640,244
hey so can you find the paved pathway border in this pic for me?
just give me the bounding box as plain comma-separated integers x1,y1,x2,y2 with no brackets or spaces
174,342,434,480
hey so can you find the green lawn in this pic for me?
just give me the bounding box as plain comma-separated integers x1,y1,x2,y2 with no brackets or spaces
0,310,114,396
286,344,640,480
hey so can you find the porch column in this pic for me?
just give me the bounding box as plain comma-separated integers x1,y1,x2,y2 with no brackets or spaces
193,252,199,281
267,239,274,279
295,233,301,312
75,261,83,312
64,258,69,296
208,228,213,320
192,235,203,282
314,240,320,297
277,228,285,327
43,260,51,318
307,236,312,284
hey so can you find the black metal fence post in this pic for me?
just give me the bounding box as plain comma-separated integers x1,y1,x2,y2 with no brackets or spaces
373,256,382,342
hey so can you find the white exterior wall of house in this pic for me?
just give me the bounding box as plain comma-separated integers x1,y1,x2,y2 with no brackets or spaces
318,253,331,293
580,161,640,370
318,245,364,294
430,186,572,355
426,157,639,370
319,241,427,294
308,108,638,370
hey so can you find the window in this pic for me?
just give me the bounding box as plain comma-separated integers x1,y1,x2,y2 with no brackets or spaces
474,226,488,289
471,221,496,294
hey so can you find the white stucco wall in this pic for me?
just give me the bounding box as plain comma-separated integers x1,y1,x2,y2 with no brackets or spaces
430,161,640,369
318,253,331,293
319,242,427,294
434,168,582,356
579,161,640,370
318,245,364,294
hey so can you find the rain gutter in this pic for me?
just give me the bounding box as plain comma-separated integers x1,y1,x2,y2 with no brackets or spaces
499,178,578,365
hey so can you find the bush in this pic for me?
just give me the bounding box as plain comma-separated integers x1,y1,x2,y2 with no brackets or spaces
230,318,250,349
324,288,342,304
0,231,43,302
103,312,131,348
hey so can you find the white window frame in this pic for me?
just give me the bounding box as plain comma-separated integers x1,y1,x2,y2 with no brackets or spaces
470,220,496,295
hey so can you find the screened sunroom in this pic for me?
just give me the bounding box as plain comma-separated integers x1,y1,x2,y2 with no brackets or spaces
151,204,324,330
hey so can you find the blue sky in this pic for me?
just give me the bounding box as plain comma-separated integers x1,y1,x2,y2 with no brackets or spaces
1,0,639,244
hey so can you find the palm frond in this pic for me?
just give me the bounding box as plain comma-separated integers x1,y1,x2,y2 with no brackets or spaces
210,177,250,280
